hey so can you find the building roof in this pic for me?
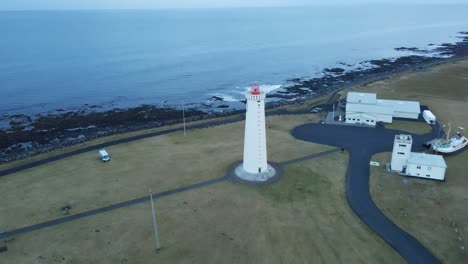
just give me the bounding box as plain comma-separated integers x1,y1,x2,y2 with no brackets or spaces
395,134,412,144
408,153,447,168
377,99,420,114
346,103,394,115
347,92,377,105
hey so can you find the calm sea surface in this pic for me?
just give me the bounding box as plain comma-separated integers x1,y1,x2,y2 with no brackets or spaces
1,5,468,115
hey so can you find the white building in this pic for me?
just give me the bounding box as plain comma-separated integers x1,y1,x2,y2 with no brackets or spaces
345,92,420,126
242,83,268,174
390,134,413,172
390,134,447,181
406,153,447,181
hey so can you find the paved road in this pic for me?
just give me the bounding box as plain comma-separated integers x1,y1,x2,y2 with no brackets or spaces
292,123,441,264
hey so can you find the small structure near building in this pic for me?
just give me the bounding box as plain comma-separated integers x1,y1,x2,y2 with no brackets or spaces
406,153,447,181
423,110,436,125
345,92,420,126
390,134,447,181
390,134,413,172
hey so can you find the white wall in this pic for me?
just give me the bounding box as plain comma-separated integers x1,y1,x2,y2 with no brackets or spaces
406,163,446,181
394,111,419,119
390,137,412,172
242,93,268,173
345,112,393,125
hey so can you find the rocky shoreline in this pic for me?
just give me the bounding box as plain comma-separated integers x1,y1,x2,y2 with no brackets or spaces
1,32,467,164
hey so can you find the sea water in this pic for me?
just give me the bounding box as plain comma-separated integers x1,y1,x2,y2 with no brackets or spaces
0,4,467,115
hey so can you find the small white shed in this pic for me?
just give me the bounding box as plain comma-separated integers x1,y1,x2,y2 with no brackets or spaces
406,153,447,181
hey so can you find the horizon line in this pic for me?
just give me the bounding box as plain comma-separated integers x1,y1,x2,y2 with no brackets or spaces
1,2,466,12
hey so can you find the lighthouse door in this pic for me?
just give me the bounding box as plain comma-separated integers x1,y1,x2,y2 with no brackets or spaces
258,168,261,173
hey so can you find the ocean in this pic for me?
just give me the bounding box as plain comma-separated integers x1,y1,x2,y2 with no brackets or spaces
1,5,468,115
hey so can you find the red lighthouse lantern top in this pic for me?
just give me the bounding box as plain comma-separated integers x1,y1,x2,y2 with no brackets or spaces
250,83,260,95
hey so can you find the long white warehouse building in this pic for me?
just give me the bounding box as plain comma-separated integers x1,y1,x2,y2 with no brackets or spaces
345,92,420,126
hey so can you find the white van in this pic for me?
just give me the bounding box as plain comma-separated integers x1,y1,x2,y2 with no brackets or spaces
99,150,110,162
423,110,436,124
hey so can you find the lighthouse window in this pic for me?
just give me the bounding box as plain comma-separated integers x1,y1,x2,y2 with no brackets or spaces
397,152,405,155
257,101,261,103
399,144,406,147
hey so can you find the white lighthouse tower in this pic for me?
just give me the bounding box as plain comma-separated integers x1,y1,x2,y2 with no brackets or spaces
235,83,276,182
243,83,268,173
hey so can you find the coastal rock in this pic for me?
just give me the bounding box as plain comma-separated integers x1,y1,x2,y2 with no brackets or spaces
209,96,224,102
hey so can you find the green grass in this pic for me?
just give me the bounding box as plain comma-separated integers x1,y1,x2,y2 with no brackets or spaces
257,165,331,203
385,120,432,135
2,59,468,264
2,153,405,264
364,59,468,264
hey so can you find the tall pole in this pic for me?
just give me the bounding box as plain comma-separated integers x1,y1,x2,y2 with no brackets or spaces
182,101,186,137
150,190,161,252
332,103,335,120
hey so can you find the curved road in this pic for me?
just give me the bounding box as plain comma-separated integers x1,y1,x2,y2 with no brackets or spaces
292,123,441,264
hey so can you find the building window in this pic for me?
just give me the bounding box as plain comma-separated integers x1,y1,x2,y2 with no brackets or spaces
366,120,369,122
417,165,421,169
399,144,406,147
397,152,405,155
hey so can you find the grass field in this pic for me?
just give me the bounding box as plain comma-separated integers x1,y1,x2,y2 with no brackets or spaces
364,59,468,264
1,59,467,263
0,114,334,230
2,153,405,264
384,120,432,135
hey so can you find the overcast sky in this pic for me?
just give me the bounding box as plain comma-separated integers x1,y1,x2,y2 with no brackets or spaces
1,0,467,10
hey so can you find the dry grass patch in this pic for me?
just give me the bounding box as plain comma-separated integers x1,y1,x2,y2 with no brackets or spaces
370,151,468,264
0,114,328,231
366,58,468,264
3,152,404,264
385,120,432,135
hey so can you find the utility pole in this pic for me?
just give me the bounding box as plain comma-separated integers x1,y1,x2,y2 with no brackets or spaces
149,190,161,252
182,101,186,137
332,103,335,120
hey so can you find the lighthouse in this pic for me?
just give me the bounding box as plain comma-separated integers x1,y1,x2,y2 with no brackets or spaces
233,83,277,182
243,83,268,173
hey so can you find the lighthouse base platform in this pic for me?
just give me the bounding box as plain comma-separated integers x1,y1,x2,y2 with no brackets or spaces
227,161,283,185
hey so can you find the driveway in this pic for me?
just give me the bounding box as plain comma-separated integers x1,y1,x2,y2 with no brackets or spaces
292,123,440,264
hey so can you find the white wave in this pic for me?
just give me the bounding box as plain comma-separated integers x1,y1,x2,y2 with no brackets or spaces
220,95,239,102
242,84,283,94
